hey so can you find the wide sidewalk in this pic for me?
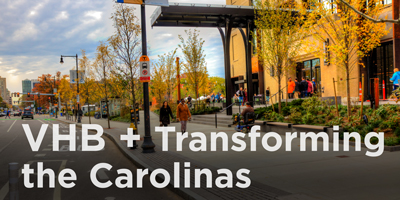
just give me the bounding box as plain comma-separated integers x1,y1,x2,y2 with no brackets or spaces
57,112,400,200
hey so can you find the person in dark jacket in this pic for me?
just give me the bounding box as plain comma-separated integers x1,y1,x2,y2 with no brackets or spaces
294,78,300,98
265,87,270,104
159,101,174,127
300,77,308,98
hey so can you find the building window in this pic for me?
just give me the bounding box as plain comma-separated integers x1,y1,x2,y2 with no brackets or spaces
382,0,392,5
297,58,322,94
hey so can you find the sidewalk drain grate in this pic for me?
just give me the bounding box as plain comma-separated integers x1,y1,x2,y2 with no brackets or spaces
336,155,349,158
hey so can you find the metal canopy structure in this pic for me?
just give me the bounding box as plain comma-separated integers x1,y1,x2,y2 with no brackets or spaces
150,3,254,28
151,3,257,115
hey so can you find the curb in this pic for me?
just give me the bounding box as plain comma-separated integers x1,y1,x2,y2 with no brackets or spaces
57,119,206,200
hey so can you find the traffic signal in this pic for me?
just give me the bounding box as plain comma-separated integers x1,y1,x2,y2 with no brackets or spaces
17,92,20,97
27,92,30,97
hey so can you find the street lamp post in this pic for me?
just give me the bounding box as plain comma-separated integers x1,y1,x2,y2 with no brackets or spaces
140,4,155,153
60,54,81,123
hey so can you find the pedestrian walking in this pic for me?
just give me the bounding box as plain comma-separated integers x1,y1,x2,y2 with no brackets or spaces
265,87,270,104
294,78,300,98
390,68,400,98
312,77,317,95
244,88,248,105
211,93,215,103
300,77,308,98
5,110,11,119
288,77,295,99
307,78,314,97
215,92,221,103
236,87,244,105
159,101,174,127
176,99,191,133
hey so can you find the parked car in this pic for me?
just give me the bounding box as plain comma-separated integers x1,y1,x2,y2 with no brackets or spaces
0,112,5,117
13,111,21,116
22,109,34,119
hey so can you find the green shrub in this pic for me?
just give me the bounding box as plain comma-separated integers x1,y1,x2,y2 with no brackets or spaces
84,111,96,116
394,128,400,137
384,137,399,146
369,137,379,144
371,119,383,129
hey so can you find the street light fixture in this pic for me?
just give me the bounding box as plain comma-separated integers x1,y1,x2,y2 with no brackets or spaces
60,54,81,123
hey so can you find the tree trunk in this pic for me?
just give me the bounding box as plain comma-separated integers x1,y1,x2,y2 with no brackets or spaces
103,64,110,129
346,66,351,117
278,75,282,114
88,97,91,124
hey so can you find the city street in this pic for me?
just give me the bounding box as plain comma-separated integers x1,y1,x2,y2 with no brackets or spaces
0,115,181,200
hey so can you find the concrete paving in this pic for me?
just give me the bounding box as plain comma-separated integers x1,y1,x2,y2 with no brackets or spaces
58,112,400,200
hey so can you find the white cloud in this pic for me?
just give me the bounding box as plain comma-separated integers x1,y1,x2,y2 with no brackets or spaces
84,11,102,23
7,69,17,74
56,11,69,20
12,22,38,41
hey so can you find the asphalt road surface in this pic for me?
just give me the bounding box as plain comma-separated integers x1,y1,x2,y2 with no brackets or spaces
0,115,182,200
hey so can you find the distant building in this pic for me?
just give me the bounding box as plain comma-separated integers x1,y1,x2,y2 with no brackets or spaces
31,79,40,91
6,89,11,104
0,76,6,101
11,92,21,106
22,79,32,93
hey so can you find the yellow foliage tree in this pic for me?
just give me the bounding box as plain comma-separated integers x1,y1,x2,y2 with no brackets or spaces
303,0,388,116
254,0,306,113
178,29,208,98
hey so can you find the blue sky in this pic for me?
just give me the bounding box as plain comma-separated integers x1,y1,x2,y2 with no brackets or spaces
0,0,226,93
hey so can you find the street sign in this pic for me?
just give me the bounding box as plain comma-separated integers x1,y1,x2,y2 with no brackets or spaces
139,55,150,83
31,105,34,107
70,70,85,84
116,0,169,6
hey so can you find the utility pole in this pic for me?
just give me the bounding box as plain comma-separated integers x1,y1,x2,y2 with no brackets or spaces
176,57,181,101
140,4,155,153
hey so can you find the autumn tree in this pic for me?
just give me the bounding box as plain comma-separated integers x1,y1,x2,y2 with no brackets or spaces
32,72,62,111
337,0,399,24
178,29,208,98
208,76,226,96
78,49,103,124
58,74,75,114
93,42,114,129
254,0,305,113
108,3,142,127
303,0,388,116
151,57,167,105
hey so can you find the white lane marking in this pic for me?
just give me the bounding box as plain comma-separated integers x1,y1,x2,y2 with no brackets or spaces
0,135,19,154
59,145,83,151
34,154,46,157
53,160,68,200
42,148,51,151
7,120,17,132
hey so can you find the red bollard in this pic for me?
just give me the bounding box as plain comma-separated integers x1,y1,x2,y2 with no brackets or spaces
359,82,362,101
382,80,386,100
